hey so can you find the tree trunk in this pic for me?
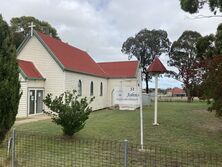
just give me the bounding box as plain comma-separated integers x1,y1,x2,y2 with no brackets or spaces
145,73,149,94
186,87,192,103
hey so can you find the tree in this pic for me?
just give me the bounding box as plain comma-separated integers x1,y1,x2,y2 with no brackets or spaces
180,0,222,14
202,56,222,116
215,23,222,53
43,90,94,136
168,31,202,102
10,16,60,48
196,23,222,116
0,15,21,143
195,34,216,100
196,23,222,59
196,34,216,59
121,29,171,93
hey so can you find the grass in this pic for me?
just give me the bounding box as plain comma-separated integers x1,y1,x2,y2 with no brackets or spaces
1,102,222,166
14,102,222,153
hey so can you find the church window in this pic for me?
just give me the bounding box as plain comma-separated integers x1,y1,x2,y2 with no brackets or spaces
90,81,94,96
78,80,82,96
100,82,103,96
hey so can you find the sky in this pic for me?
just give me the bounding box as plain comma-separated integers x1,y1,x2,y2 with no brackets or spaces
0,0,221,89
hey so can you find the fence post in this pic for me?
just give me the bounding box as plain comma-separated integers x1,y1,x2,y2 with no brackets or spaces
11,128,16,167
124,139,128,167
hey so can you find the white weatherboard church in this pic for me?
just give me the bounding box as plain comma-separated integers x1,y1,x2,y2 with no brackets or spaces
17,30,140,117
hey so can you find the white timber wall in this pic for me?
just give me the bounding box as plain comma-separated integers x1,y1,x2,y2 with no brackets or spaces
17,74,28,117
17,36,65,113
65,71,108,110
27,80,45,88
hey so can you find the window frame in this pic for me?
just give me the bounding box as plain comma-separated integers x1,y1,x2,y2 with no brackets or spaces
90,81,94,96
78,80,82,96
100,82,103,96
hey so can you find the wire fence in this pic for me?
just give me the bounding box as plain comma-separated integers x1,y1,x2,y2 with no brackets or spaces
0,129,221,167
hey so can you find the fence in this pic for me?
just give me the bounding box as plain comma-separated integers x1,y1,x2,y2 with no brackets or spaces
0,129,221,167
142,94,152,106
158,96,190,102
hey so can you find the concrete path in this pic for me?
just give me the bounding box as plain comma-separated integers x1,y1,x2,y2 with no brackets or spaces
15,114,51,125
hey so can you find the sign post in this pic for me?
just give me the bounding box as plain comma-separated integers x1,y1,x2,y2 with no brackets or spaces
153,74,159,125
139,69,144,150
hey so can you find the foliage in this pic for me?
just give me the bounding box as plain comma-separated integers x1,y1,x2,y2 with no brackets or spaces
180,0,200,14
121,28,171,93
215,23,222,53
180,0,222,14
196,23,222,116
168,30,202,102
196,23,222,60
43,90,94,136
201,56,222,116
196,34,216,59
10,16,60,48
0,15,21,143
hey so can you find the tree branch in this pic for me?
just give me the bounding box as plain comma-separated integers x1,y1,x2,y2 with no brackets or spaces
193,14,222,19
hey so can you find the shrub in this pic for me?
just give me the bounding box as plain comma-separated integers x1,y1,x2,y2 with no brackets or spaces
43,90,94,136
0,15,21,143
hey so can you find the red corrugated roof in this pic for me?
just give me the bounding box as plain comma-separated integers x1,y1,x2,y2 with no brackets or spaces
98,61,138,78
170,87,186,95
37,32,107,77
18,59,44,79
147,57,167,73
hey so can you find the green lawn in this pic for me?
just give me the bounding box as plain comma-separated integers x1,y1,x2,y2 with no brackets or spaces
14,102,222,153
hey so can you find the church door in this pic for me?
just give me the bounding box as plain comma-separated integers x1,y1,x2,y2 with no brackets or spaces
28,89,44,115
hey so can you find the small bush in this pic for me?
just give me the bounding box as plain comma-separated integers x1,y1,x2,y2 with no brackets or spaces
43,90,94,136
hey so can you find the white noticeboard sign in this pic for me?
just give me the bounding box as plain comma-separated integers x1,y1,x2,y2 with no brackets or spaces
113,86,140,110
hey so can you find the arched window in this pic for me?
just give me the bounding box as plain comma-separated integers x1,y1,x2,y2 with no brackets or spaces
100,82,103,96
90,81,94,96
78,80,82,96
